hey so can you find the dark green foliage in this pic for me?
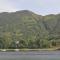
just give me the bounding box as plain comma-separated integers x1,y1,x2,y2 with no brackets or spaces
0,10,60,49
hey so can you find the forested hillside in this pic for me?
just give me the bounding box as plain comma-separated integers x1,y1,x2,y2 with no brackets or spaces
0,10,60,49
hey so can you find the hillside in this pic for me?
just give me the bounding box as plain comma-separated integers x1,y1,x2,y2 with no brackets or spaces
0,10,60,49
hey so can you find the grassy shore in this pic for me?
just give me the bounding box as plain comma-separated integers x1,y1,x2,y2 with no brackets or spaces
0,47,59,52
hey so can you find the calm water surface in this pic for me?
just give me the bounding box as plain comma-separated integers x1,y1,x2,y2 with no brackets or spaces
0,51,60,60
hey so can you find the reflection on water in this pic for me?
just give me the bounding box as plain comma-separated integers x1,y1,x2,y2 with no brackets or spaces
0,51,60,60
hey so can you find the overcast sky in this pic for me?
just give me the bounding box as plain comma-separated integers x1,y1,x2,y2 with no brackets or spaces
0,0,60,15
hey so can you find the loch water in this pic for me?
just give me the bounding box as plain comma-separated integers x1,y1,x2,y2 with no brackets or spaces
0,51,60,60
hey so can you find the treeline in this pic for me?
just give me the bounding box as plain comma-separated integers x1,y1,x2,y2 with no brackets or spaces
0,10,60,49
0,32,60,49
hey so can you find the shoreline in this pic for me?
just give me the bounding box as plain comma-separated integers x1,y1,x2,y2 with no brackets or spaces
0,48,59,52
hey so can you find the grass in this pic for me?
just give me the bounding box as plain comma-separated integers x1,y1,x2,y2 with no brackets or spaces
0,46,60,51
0,47,59,52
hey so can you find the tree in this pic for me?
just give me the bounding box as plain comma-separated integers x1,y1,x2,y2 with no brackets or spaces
0,37,5,49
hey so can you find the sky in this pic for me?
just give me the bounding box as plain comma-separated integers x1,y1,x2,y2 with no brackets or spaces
0,0,60,15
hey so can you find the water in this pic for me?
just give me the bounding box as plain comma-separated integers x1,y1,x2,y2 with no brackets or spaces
0,51,60,60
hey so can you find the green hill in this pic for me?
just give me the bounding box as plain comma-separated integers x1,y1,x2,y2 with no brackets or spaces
0,10,60,49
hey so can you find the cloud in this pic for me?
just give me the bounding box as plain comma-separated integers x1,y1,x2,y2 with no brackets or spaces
0,0,60,15
0,0,17,12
